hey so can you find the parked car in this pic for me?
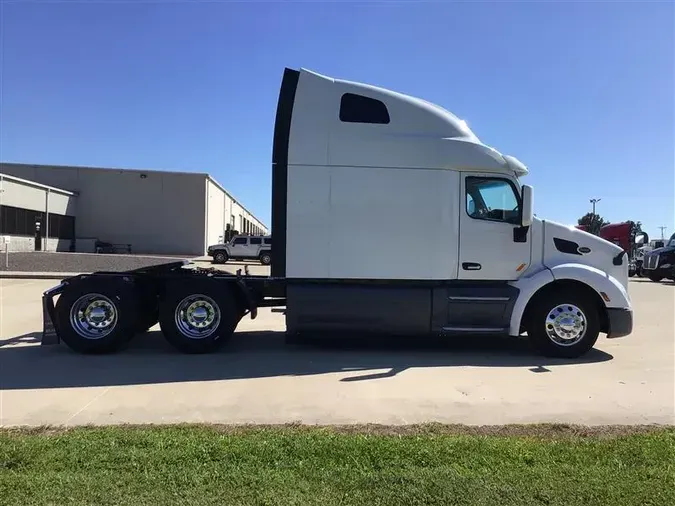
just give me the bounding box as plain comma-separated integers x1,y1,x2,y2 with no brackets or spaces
207,235,272,265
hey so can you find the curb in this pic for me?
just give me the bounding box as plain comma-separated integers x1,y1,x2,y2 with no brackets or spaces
0,272,85,280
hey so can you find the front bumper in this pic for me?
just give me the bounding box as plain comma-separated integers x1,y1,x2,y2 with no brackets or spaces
606,308,633,339
643,265,674,277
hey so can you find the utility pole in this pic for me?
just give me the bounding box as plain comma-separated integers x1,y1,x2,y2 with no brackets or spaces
657,226,667,239
590,198,601,215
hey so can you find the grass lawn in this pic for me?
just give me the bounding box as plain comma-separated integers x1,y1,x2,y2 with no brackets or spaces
0,425,673,506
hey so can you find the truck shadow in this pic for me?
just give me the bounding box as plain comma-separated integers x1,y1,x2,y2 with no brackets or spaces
630,278,675,284
0,330,613,390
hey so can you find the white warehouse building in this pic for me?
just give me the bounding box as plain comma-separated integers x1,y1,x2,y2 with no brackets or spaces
0,163,267,255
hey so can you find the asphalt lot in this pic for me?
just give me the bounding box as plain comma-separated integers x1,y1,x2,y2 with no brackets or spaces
0,275,673,427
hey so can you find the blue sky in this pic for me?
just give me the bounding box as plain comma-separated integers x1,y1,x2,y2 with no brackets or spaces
1,0,673,239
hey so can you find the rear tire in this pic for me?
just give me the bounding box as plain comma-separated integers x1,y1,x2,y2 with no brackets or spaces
54,278,141,354
213,251,228,264
526,289,600,358
158,279,244,354
649,274,663,283
259,251,272,265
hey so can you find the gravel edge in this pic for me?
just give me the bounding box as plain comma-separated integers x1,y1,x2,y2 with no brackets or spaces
2,423,672,439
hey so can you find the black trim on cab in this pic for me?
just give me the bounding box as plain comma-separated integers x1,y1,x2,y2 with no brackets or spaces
271,68,299,278
613,251,626,266
553,237,582,256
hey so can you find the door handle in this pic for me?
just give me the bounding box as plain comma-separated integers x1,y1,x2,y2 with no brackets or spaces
462,262,482,271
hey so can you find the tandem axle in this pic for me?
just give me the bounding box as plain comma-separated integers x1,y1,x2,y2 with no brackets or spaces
41,261,285,354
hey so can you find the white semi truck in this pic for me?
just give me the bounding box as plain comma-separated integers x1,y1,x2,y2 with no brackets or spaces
41,67,633,358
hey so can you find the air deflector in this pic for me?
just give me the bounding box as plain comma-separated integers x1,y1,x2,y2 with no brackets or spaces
271,67,299,278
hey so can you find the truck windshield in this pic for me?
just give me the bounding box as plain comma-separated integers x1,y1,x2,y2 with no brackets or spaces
668,234,675,247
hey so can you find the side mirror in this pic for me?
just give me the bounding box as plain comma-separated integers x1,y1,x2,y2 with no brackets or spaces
521,185,533,227
635,233,647,245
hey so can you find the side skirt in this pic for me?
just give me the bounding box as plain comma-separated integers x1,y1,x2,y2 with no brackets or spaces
285,281,519,337
433,283,519,336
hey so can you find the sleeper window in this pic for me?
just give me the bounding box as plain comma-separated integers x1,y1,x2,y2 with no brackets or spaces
339,93,390,124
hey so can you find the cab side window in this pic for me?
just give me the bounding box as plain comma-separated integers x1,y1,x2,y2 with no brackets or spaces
250,237,262,245
466,177,520,224
233,237,248,245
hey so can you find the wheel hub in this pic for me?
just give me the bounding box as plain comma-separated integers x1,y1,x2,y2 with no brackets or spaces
175,294,221,339
545,304,587,346
70,294,118,339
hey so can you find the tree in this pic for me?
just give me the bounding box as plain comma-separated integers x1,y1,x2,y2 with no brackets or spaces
629,221,643,236
628,220,647,244
577,212,607,235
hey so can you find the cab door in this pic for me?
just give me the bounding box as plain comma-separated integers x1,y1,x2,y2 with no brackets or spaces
249,236,263,256
458,174,531,280
230,236,249,257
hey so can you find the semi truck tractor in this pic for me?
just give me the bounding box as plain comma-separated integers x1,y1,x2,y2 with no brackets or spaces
598,222,648,277
40,67,634,358
641,233,675,282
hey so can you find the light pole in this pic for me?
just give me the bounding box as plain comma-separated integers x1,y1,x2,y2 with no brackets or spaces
658,226,667,240
590,198,601,215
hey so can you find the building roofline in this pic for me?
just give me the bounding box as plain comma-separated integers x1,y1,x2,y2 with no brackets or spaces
1,161,267,230
206,174,267,230
0,161,211,179
0,172,78,197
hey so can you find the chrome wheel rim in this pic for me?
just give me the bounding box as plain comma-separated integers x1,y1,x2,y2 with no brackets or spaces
69,293,118,339
174,294,220,339
545,303,587,346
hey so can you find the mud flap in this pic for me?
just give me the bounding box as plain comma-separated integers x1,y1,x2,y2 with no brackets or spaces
41,283,65,345
236,278,258,320
41,297,60,345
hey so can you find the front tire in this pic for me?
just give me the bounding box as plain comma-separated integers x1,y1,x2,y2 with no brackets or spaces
259,251,272,265
158,279,244,354
54,278,141,354
526,290,600,358
649,274,663,283
213,251,228,264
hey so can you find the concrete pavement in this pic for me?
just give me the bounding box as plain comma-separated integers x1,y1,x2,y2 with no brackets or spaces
0,277,673,427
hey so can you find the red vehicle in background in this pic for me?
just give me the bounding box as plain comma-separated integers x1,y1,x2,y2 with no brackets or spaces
599,222,648,277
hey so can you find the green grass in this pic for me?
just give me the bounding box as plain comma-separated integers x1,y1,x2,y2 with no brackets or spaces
0,425,673,506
